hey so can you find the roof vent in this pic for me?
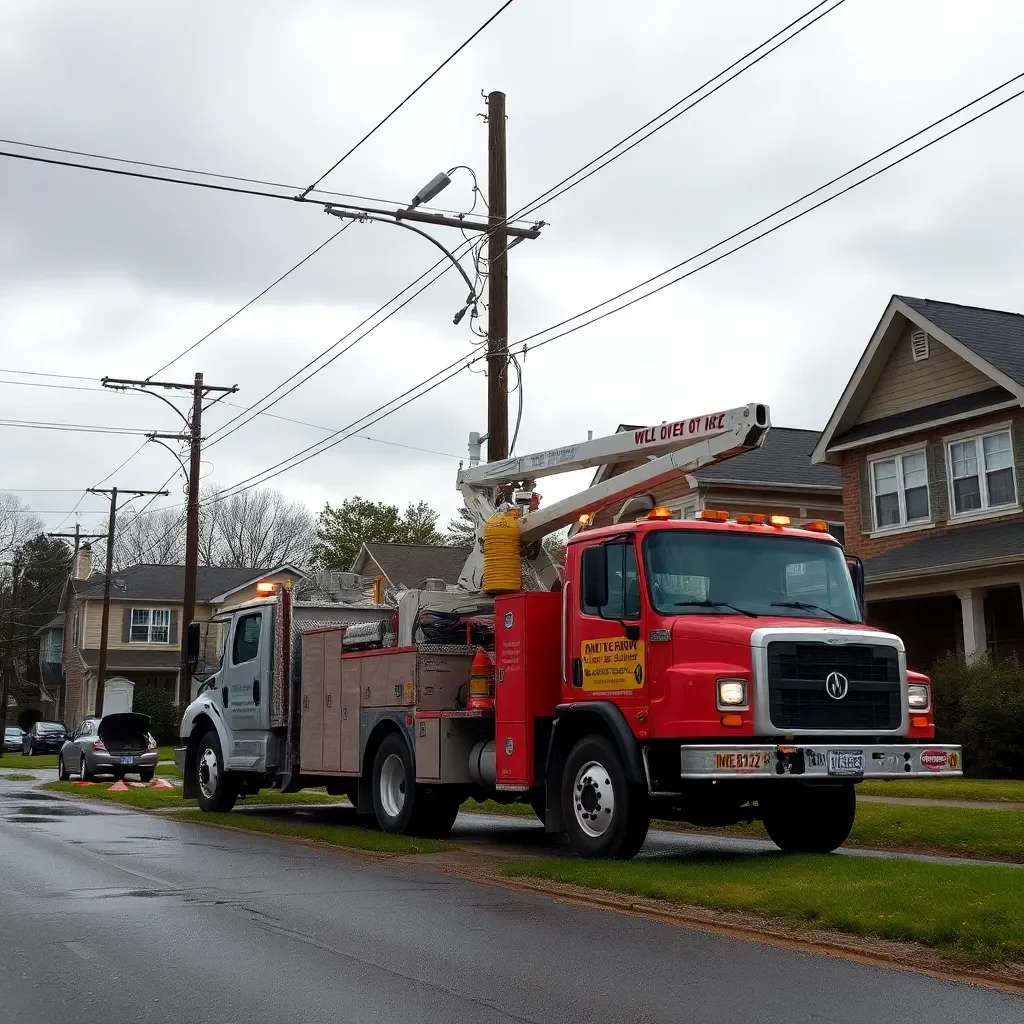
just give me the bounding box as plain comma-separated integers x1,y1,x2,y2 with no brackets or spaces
910,330,929,362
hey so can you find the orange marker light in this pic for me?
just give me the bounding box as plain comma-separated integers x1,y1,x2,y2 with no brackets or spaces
912,716,929,729
720,714,744,727
647,506,673,520
577,513,592,526
768,515,791,528
256,582,277,595
697,509,720,520
804,520,829,532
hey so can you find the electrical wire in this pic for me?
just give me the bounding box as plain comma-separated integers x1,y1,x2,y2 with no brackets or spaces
514,0,845,221
0,368,95,381
147,220,355,378
0,419,167,436
298,0,518,197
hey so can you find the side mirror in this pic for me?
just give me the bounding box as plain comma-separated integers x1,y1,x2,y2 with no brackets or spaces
846,555,865,618
581,545,608,609
186,622,202,670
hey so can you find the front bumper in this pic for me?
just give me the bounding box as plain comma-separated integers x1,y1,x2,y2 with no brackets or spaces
679,743,962,780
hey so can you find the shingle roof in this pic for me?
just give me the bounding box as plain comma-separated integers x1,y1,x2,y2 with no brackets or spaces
692,427,840,488
72,564,272,602
79,649,180,671
899,296,1024,386
359,543,470,588
832,386,1014,448
863,520,1024,580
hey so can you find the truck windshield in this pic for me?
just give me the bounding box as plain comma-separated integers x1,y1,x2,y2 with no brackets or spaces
643,530,862,623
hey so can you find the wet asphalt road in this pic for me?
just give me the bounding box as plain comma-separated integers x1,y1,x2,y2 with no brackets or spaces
0,778,1020,1023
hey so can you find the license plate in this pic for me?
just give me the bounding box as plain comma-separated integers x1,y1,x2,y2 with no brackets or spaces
714,751,771,771
119,756,134,766
828,749,863,776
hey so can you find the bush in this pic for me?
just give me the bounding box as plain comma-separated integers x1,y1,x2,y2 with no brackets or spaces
132,685,177,745
17,708,42,732
930,655,1024,777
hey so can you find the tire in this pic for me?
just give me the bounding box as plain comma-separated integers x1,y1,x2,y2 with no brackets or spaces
139,771,154,784
58,755,70,781
409,787,462,838
324,778,359,806
79,755,93,782
761,783,856,854
372,734,415,833
561,735,650,860
195,730,238,813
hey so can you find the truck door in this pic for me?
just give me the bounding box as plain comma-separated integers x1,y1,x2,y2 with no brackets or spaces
223,607,272,735
566,538,650,722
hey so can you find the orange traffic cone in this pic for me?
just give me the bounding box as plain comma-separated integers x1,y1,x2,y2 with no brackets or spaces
109,779,129,791
150,777,174,789
466,648,495,710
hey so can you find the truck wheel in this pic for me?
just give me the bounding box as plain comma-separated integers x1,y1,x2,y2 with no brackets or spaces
372,734,416,833
196,730,238,813
762,783,856,853
408,787,462,837
561,735,649,859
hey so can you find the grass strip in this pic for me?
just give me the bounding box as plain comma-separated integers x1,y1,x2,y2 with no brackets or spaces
859,778,1024,803
0,754,58,769
462,798,536,818
155,763,183,778
176,809,447,855
504,854,1024,965
41,780,348,810
0,772,35,781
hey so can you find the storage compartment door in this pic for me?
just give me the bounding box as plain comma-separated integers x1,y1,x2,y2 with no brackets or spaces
340,660,361,773
321,630,343,772
415,717,440,782
299,633,325,771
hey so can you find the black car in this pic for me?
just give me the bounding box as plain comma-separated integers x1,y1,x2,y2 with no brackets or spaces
22,721,68,755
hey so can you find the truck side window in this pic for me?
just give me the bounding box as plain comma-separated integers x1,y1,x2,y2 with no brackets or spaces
582,542,640,620
233,612,262,665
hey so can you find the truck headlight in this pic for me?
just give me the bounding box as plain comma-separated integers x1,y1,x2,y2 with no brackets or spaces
907,684,930,710
717,678,748,709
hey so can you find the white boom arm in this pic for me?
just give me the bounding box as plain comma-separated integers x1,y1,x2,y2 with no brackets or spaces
456,402,770,590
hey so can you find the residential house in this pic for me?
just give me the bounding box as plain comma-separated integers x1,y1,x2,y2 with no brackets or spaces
813,294,1024,668
57,543,305,726
34,615,64,717
350,543,471,600
583,425,843,538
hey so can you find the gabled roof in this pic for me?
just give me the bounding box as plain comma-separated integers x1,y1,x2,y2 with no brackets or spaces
590,425,837,490
67,564,301,603
813,295,1024,463
863,519,1024,582
352,543,469,589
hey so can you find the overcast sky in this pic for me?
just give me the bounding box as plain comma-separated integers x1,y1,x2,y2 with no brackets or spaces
2,0,1024,541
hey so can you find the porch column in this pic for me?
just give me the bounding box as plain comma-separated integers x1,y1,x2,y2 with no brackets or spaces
957,588,987,663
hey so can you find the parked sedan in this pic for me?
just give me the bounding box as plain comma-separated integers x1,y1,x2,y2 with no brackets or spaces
4,726,24,752
58,713,159,782
22,721,68,755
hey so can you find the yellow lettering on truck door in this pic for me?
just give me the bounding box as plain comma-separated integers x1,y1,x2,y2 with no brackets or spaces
580,638,645,691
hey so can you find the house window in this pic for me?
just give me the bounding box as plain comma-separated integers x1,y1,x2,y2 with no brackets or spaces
870,450,929,529
948,430,1016,515
130,608,171,643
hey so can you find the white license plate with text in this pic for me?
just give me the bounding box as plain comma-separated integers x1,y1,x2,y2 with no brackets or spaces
827,749,863,776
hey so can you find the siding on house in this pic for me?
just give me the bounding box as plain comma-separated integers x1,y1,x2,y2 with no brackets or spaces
842,407,1024,562
81,599,184,651
855,324,993,426
217,571,304,610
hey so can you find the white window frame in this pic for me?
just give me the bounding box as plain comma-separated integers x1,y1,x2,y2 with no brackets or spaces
944,424,1019,519
868,445,930,532
129,607,172,644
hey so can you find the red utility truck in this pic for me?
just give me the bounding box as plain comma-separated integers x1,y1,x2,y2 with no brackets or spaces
178,403,961,858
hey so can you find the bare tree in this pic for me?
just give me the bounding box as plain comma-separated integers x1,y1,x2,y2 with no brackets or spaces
114,507,186,568
200,487,314,568
0,494,41,576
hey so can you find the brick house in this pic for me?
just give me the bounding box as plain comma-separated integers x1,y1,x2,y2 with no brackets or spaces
56,543,304,726
583,425,843,537
813,294,1024,667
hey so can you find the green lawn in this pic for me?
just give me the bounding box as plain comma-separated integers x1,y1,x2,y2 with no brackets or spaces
176,810,447,855
155,763,183,778
41,780,349,811
0,753,58,770
860,777,1024,803
462,798,536,818
505,854,1024,965
0,772,35,781
157,746,176,762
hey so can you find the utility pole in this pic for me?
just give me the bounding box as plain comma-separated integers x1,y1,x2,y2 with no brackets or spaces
101,374,236,716
49,524,106,569
0,563,20,747
486,89,509,463
87,486,169,718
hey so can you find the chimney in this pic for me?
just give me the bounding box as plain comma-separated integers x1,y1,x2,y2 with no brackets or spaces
75,542,93,580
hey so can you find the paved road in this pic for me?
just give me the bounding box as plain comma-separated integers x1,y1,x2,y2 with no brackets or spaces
1,778,1020,1023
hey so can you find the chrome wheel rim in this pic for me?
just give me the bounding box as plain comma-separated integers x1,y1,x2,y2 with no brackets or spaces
379,753,407,819
573,760,615,838
198,747,219,801
80,756,87,779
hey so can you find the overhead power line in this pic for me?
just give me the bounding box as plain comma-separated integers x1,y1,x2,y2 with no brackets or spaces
0,418,170,436
298,0,518,197
205,69,1024,499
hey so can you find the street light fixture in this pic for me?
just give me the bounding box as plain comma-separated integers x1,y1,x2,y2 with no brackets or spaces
409,170,452,209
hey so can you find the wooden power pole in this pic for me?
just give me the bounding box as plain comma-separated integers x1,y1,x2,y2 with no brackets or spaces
0,563,20,746
87,486,169,717
486,89,509,464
